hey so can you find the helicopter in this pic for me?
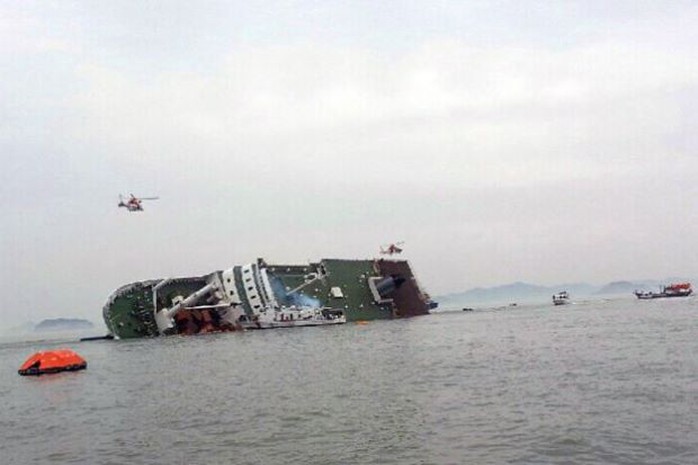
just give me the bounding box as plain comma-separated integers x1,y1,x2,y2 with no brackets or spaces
379,241,404,255
118,194,159,212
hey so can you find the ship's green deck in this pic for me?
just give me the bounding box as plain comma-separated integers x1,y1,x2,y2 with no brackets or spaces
269,259,392,321
322,259,393,320
104,284,157,338
104,278,208,339
104,259,416,339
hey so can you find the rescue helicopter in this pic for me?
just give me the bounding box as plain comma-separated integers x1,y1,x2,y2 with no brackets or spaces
380,241,404,255
118,194,159,212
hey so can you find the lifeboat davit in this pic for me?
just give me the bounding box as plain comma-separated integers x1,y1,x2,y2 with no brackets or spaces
18,349,87,376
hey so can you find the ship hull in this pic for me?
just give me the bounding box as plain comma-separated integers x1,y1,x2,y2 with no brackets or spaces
102,258,432,339
635,291,692,300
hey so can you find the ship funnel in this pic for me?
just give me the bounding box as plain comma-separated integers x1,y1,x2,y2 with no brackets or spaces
369,274,406,304
375,275,406,297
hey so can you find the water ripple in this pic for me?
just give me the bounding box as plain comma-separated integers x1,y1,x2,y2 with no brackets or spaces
2,299,698,464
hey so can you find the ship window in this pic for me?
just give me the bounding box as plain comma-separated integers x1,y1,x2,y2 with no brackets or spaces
229,291,235,296
250,295,258,300
253,304,260,309
247,286,254,291
244,269,250,274
226,278,231,283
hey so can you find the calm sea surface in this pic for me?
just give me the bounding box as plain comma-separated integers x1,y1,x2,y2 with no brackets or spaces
2,298,697,465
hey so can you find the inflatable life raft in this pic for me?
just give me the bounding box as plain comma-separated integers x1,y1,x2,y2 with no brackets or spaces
18,349,87,376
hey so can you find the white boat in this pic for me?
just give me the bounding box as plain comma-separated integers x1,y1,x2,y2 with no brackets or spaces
238,306,346,329
552,291,570,306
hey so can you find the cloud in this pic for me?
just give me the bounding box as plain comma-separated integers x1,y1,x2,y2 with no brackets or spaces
2,1,698,325
66,34,697,194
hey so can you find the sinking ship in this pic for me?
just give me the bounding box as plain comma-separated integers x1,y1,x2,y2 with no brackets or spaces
102,258,434,339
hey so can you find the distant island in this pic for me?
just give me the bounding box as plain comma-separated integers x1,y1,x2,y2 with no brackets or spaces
436,277,694,307
595,281,640,295
34,318,94,332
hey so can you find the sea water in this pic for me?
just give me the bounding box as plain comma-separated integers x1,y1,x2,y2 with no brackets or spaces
1,298,697,465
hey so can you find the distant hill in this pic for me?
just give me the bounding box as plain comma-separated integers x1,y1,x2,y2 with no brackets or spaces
595,281,643,295
436,277,696,307
34,318,94,332
437,281,596,306
596,278,694,295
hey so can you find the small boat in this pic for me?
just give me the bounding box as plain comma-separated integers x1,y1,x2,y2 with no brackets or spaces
552,291,570,306
634,282,693,299
239,306,346,329
18,349,87,376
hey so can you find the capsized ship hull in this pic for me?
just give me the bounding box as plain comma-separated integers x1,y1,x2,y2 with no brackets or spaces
103,258,433,339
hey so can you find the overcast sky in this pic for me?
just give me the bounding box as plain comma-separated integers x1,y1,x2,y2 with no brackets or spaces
2,1,698,326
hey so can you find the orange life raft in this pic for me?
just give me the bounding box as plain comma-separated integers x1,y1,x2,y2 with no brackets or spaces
18,349,87,376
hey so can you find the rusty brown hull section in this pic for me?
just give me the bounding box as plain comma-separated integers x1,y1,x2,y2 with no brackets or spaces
377,259,431,317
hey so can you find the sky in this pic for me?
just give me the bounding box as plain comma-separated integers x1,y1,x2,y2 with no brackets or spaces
2,1,698,326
